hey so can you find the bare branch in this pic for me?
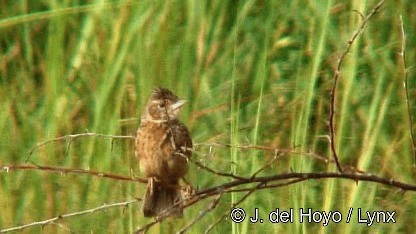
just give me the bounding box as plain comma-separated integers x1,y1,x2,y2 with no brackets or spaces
203,178,307,233
26,133,135,162
399,15,416,167
0,200,137,233
328,0,385,172
205,182,265,233
134,219,158,233
250,150,281,178
187,153,249,181
3,163,416,233
224,178,307,193
135,171,416,232
194,172,416,202
195,143,364,174
177,194,222,234
1,164,146,183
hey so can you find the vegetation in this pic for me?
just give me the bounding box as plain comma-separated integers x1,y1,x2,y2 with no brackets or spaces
0,0,415,233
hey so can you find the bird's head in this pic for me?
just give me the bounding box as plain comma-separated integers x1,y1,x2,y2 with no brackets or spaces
141,87,187,123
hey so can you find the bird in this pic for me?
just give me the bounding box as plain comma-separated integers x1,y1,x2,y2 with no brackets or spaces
135,87,192,217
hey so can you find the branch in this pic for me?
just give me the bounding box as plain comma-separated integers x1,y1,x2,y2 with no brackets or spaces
194,172,416,201
195,143,365,174
250,150,281,178
204,182,264,233
136,171,416,233
26,132,363,176
187,152,250,180
0,200,138,233
224,178,307,193
1,164,147,183
26,133,135,162
13,127,416,233
3,166,416,233
399,15,416,167
328,0,385,172
177,194,222,234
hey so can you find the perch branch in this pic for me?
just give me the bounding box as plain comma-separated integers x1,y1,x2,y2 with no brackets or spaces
3,168,416,233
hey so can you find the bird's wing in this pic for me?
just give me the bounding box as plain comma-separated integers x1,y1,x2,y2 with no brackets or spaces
170,120,193,158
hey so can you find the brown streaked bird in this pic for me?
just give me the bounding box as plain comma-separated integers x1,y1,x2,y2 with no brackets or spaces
135,87,192,217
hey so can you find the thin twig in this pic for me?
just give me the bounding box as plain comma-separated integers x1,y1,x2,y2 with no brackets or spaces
134,219,158,234
187,153,249,181
225,178,307,193
205,182,265,234
399,15,416,167
1,164,146,183
250,150,281,178
328,0,385,173
26,133,135,162
202,178,308,233
177,194,222,234
195,143,364,173
0,200,137,233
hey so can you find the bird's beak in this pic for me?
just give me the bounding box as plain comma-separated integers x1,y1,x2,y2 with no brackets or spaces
171,100,188,110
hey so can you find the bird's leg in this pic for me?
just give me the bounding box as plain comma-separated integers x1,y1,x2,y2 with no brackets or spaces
181,177,196,199
181,176,191,186
148,177,155,195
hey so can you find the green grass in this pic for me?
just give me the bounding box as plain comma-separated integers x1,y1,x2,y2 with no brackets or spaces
1,0,415,233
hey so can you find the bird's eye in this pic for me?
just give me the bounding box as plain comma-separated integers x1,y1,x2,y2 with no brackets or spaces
159,102,165,108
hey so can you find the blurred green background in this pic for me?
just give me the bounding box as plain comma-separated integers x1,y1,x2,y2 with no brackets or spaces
1,0,415,233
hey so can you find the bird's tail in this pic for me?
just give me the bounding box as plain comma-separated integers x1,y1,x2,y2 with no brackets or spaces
142,178,182,217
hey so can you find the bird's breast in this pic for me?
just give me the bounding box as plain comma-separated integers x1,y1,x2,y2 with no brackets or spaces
135,122,188,181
